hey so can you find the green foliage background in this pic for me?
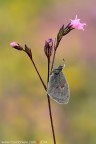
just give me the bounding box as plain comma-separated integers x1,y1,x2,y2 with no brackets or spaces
0,0,96,144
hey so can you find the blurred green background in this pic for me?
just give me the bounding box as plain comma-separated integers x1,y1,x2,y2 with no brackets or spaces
0,0,96,144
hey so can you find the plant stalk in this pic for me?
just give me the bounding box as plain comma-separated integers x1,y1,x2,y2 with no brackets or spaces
47,55,56,144
31,58,47,91
51,50,56,72
24,50,47,91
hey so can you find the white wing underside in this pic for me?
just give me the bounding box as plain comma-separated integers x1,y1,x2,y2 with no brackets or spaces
47,72,70,104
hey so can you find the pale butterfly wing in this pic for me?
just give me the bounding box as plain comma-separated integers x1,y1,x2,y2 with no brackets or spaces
47,66,70,104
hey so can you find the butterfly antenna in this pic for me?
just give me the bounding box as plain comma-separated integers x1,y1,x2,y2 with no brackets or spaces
62,58,66,68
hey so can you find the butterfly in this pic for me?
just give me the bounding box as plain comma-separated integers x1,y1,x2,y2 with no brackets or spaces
47,64,70,104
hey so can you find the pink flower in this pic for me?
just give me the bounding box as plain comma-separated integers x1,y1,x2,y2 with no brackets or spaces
70,15,86,31
10,42,23,50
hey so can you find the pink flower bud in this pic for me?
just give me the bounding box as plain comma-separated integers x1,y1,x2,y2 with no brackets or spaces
48,38,53,47
10,42,23,50
44,38,53,58
70,15,86,31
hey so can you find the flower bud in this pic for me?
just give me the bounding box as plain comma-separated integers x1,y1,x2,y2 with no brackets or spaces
44,38,53,58
10,42,23,51
24,44,32,60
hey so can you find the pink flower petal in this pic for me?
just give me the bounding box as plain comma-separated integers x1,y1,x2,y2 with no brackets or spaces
70,15,86,30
